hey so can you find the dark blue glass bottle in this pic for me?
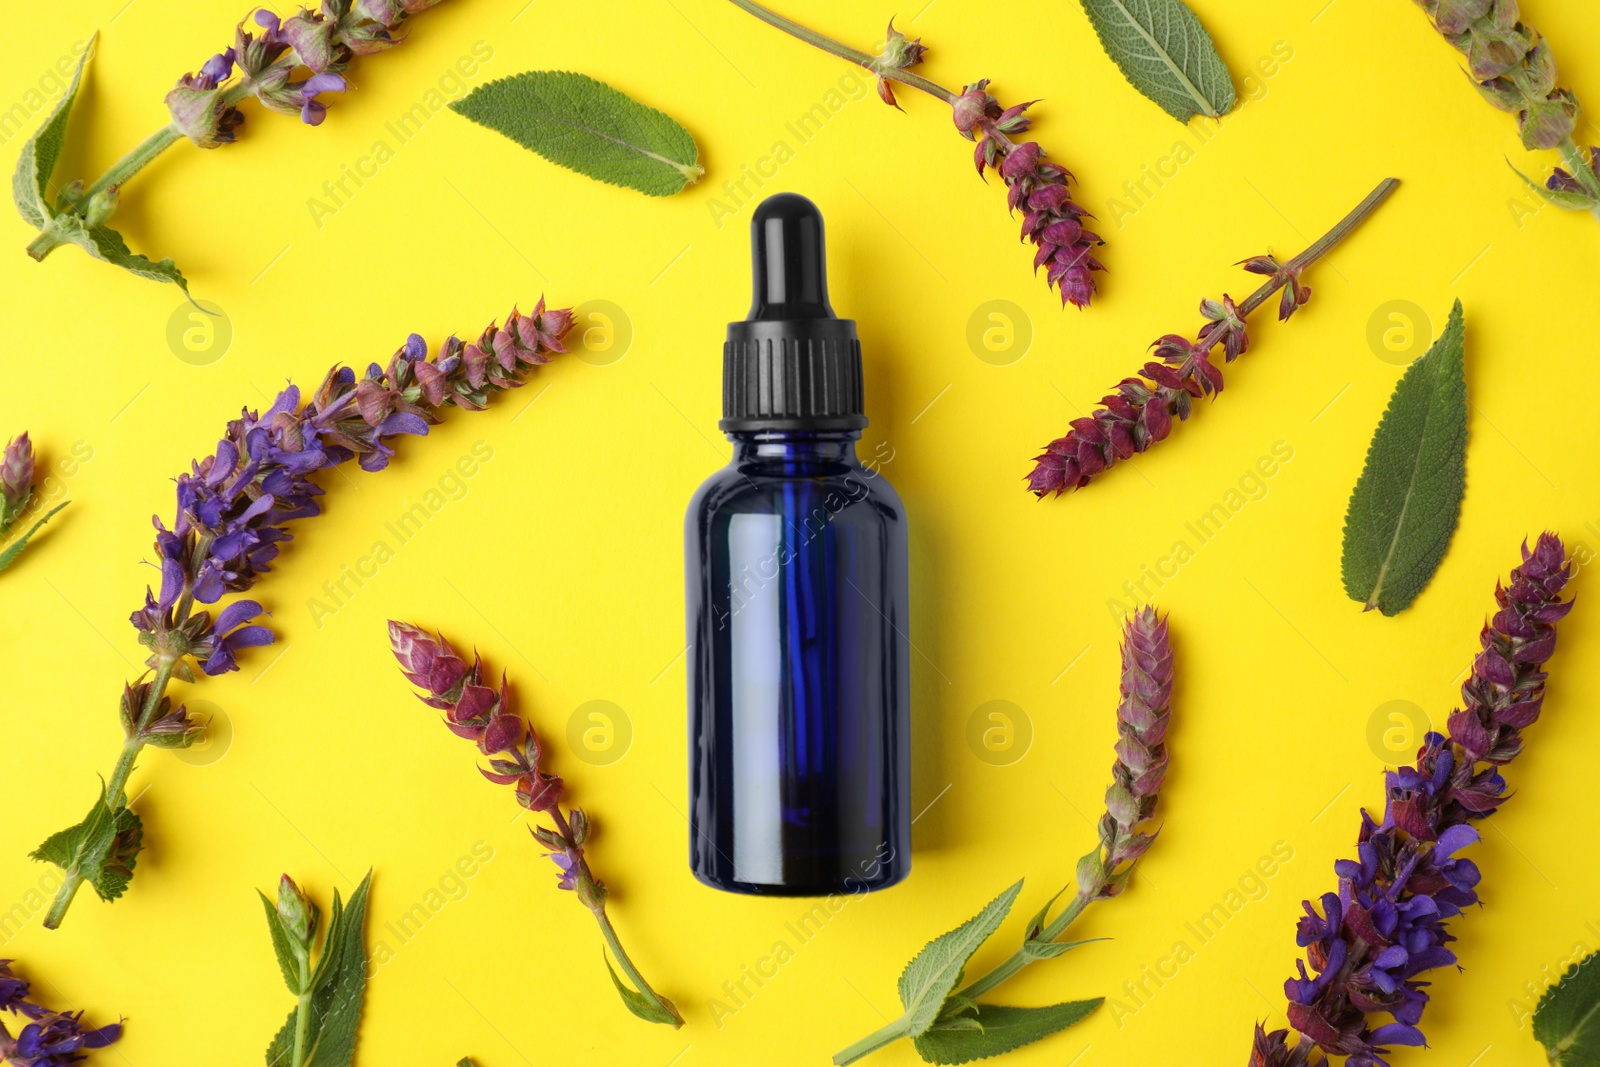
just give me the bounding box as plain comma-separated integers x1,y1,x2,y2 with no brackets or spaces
687,193,910,895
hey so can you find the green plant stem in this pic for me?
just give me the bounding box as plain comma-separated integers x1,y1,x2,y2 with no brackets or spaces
1235,177,1401,320
726,0,958,104
41,653,176,930
39,528,210,929
954,891,1095,1003
551,809,684,1028
291,944,313,1067
1556,137,1600,223
833,1015,912,1066
25,79,255,261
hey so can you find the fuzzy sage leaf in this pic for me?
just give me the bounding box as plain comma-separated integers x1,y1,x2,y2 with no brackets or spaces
449,71,703,197
1534,950,1600,1066
1341,299,1467,616
914,1000,1103,1065
31,782,142,907
898,881,1023,1037
1076,0,1236,122
603,951,681,1027
12,35,93,228
10,34,191,294
265,871,372,1067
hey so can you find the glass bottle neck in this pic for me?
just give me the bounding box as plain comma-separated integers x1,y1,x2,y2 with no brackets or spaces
727,429,862,467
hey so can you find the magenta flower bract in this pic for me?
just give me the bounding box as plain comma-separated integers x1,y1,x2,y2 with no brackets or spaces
954,81,1103,309
1028,179,1399,497
1251,533,1573,1067
387,622,684,1028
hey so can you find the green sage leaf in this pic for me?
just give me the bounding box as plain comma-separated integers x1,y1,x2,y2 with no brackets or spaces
449,71,703,197
1340,299,1467,616
456,1060,475,1067
265,871,372,1067
258,890,306,995
31,780,142,903
1020,937,1102,961
898,881,1023,1037
602,950,682,1027
50,214,190,294
1510,161,1600,212
0,501,68,573
1076,0,1235,122
1534,950,1600,1066
912,1000,1103,1065
13,34,95,228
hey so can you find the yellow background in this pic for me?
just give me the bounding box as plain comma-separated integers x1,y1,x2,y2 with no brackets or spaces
2,0,1598,1064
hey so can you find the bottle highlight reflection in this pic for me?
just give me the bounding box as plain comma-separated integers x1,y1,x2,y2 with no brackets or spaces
686,193,910,895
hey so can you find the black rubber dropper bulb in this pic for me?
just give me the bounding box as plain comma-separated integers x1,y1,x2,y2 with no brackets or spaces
748,192,833,321
721,193,866,432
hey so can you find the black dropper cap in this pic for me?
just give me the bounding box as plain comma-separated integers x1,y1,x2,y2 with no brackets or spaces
721,193,867,433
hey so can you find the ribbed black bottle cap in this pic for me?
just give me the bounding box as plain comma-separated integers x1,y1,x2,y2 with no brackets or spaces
721,193,867,433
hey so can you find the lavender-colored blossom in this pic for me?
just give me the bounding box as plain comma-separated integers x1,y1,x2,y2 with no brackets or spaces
0,961,122,1067
167,0,444,143
131,300,571,686
40,302,571,932
1251,533,1573,1067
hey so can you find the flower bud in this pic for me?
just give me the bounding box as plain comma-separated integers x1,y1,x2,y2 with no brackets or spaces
164,84,243,148
82,186,119,229
951,87,988,133
1518,89,1578,150
276,874,315,943
1,433,33,517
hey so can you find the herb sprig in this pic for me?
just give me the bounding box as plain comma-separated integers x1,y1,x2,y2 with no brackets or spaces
388,623,684,1028
835,607,1173,1064
32,301,574,930
1028,178,1399,496
1253,534,1573,1066
727,1,1105,308
14,1,446,292
261,872,373,1067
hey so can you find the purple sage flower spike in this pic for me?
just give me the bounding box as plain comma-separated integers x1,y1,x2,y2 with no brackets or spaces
37,301,572,932
388,622,684,1029
1250,533,1573,1067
